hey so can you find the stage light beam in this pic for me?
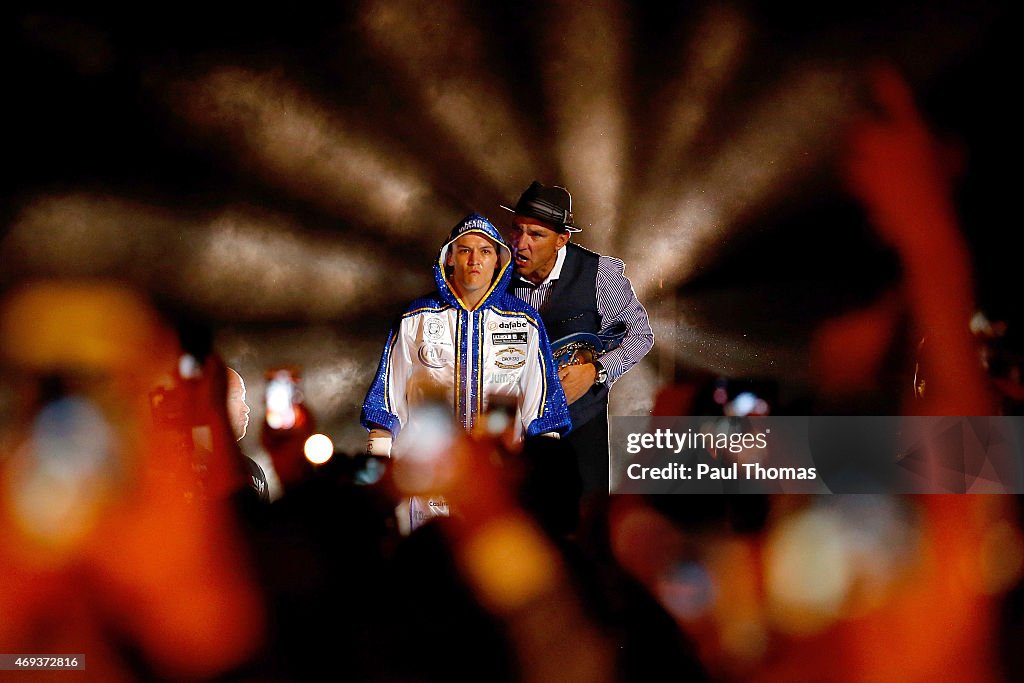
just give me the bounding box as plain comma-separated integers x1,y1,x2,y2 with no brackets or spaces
170,67,458,241
640,3,750,189
540,0,630,255
623,64,862,300
359,0,540,199
1,194,425,321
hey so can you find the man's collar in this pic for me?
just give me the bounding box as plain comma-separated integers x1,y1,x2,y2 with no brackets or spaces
516,246,566,287
546,246,567,283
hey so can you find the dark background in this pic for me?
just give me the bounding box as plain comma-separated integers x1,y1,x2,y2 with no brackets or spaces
1,0,1014,451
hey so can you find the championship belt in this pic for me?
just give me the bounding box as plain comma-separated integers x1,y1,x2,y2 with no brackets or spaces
550,322,628,369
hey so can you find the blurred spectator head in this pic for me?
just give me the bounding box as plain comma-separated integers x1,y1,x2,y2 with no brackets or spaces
226,367,251,440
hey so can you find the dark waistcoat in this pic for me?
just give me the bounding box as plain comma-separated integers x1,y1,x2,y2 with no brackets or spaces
519,242,608,430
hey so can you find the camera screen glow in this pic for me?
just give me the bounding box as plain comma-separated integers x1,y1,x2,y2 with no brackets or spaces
265,379,296,430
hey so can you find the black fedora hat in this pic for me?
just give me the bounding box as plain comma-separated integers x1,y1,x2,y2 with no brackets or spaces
500,181,581,233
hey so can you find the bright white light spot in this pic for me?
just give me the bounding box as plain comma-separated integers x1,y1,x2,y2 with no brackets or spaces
765,507,850,634
727,391,757,416
485,409,511,435
304,433,334,465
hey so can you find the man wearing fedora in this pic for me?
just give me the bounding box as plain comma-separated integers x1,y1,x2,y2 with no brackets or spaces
502,181,654,498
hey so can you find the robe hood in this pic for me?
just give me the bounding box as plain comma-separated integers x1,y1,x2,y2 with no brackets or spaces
434,212,512,311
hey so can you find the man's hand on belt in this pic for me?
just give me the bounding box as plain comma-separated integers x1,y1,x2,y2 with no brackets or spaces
557,363,598,405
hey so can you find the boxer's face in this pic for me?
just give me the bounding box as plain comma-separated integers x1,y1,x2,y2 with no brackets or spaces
447,233,499,301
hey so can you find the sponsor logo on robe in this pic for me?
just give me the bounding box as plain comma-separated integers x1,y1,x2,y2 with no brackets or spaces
425,317,446,341
492,332,527,345
494,346,527,369
418,344,445,368
488,319,528,331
